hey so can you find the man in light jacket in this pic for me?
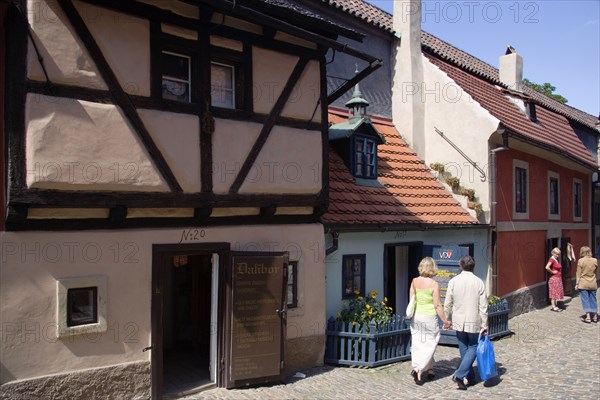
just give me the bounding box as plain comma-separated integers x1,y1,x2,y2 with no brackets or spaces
443,255,488,390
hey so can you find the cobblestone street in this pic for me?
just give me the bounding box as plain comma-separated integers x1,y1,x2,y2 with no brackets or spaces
190,292,600,400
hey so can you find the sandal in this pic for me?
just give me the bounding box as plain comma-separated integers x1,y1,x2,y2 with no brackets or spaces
593,316,598,323
550,307,563,312
427,369,435,380
583,317,591,324
411,369,424,385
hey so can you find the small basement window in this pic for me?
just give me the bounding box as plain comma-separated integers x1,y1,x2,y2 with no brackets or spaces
57,276,107,337
67,287,98,327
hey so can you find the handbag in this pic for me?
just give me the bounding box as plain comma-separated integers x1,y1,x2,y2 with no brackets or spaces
405,280,416,318
476,333,498,381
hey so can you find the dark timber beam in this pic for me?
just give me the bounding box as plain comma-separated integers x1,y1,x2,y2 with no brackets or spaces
229,57,309,193
327,59,384,105
6,2,28,192
56,0,183,192
193,0,378,64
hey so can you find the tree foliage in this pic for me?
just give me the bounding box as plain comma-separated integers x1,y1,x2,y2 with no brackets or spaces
523,78,568,104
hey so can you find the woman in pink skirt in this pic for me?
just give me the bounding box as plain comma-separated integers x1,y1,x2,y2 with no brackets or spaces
545,247,564,312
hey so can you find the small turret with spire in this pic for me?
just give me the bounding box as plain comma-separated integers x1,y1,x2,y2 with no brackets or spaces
345,64,369,121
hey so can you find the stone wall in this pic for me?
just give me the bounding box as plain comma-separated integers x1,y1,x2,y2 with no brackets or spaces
283,335,326,375
0,361,150,400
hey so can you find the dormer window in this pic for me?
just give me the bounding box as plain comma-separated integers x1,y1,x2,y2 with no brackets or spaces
328,77,385,184
525,101,537,122
354,136,377,178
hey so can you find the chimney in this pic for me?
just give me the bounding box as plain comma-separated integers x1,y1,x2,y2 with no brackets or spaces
499,46,523,91
392,0,425,155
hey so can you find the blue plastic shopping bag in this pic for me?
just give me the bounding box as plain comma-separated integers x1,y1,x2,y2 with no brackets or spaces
476,333,498,381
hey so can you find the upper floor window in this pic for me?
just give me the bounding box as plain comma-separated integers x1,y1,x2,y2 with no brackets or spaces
342,254,365,299
162,51,191,102
354,137,377,179
513,159,529,219
211,62,235,109
548,171,560,219
159,41,246,110
573,179,582,221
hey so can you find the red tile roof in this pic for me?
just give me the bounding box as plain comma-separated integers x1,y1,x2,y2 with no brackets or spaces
323,110,479,227
317,0,599,130
425,53,597,169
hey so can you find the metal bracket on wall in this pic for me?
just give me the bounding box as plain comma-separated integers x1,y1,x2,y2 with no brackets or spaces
434,127,487,182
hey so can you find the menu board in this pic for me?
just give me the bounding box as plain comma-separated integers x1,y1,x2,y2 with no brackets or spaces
230,254,286,381
422,245,469,303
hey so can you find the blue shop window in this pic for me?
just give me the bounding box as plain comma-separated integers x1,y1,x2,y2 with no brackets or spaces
342,254,366,298
353,137,377,179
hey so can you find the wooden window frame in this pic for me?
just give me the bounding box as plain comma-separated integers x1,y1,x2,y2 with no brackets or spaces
513,159,529,219
211,46,247,111
342,254,366,299
287,260,298,308
573,178,583,221
352,136,377,179
548,171,560,220
161,50,192,103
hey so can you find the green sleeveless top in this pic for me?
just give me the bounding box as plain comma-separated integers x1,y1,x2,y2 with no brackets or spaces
415,288,436,316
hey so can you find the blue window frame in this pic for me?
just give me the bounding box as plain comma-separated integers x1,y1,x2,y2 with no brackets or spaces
342,254,366,299
353,137,377,179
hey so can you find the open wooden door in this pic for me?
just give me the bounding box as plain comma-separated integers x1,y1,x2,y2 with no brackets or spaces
223,252,288,388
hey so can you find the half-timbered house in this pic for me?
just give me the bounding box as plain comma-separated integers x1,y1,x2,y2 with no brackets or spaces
0,0,381,397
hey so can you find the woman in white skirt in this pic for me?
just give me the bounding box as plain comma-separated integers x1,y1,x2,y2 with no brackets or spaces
409,257,450,385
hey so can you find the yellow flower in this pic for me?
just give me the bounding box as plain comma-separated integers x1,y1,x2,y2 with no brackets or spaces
381,301,386,305
352,321,357,326
384,297,388,302
358,296,363,300
372,295,376,299
365,304,371,309
368,309,373,315
336,312,340,318
354,290,360,295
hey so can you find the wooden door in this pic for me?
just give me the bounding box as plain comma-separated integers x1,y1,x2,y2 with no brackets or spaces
224,252,288,388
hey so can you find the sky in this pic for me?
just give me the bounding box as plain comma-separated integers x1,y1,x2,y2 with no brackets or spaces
364,0,600,117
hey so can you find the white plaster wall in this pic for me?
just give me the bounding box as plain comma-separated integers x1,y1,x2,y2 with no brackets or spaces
282,60,321,123
325,228,489,319
138,109,200,193
420,58,501,209
0,224,325,383
74,1,150,96
27,0,107,89
212,118,261,194
252,48,321,122
25,94,168,191
212,119,321,194
239,126,322,194
253,47,297,115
